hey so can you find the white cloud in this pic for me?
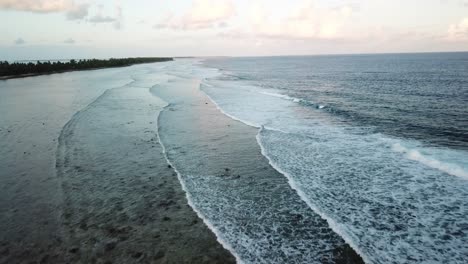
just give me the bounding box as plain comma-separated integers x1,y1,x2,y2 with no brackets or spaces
113,5,123,30
244,0,354,40
66,3,88,20
0,0,89,19
87,4,123,30
0,0,71,12
89,14,115,23
155,0,235,30
447,17,468,41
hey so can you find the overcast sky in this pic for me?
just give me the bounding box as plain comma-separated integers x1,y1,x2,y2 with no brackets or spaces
0,0,467,59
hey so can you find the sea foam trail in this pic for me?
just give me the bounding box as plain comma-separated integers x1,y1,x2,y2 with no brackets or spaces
201,82,261,129
258,91,316,106
155,102,244,264
199,62,468,264
203,80,367,261
392,143,468,180
202,85,369,263
255,126,370,264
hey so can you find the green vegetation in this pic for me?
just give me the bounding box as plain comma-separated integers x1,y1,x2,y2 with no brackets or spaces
0,57,173,79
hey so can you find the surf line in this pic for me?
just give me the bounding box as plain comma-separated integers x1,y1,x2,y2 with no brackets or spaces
199,80,371,264
255,127,371,264
154,101,244,264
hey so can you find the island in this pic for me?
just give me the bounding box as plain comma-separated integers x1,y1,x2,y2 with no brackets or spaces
0,57,173,80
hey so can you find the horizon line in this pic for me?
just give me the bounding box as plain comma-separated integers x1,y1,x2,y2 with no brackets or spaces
4,50,468,62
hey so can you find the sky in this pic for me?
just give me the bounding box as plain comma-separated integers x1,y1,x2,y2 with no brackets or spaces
0,0,467,59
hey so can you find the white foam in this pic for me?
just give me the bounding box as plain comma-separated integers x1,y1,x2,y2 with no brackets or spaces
255,127,372,264
259,91,296,100
392,143,468,180
155,102,244,264
199,83,262,129
258,90,316,106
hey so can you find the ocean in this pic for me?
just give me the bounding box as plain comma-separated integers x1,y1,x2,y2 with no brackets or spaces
201,53,468,263
1,53,467,263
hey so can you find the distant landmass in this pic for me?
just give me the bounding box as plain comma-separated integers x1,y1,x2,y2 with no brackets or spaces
0,57,173,80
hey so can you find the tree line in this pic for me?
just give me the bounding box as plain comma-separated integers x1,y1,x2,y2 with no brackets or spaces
0,57,173,78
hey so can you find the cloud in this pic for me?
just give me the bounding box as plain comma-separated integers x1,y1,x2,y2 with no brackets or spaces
113,5,123,30
218,21,228,28
153,13,174,29
0,0,72,12
447,17,468,41
155,0,235,30
14,37,25,45
89,14,115,23
88,4,123,30
243,0,354,40
64,38,75,44
66,3,88,20
0,0,89,19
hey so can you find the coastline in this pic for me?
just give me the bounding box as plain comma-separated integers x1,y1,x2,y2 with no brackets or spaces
0,58,173,81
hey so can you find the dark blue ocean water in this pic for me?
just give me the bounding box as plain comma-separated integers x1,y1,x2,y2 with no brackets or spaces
206,53,468,150
201,53,468,263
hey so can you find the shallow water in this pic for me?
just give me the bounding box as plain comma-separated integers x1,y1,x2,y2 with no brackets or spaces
0,61,235,263
55,73,233,262
0,67,133,245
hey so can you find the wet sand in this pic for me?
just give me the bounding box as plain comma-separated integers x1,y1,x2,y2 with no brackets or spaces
0,64,234,263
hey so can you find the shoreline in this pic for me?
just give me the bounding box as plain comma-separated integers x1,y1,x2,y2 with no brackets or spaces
0,68,114,80
0,66,148,81
155,106,242,264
